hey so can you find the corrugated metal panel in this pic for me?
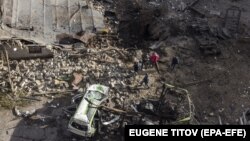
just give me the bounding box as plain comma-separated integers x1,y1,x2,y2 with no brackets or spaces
1,0,104,44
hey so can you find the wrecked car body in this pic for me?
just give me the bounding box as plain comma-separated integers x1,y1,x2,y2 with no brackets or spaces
68,84,109,137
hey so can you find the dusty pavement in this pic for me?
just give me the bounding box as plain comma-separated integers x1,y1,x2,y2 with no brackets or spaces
0,0,250,141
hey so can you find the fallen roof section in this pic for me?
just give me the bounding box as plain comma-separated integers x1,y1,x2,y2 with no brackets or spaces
1,0,105,45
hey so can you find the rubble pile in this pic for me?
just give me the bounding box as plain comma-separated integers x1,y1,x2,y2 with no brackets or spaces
0,36,193,140
0,42,129,93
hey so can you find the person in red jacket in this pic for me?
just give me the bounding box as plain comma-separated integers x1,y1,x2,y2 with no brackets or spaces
150,52,160,73
150,52,160,64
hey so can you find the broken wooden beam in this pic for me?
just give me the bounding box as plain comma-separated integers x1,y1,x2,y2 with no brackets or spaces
32,90,75,96
3,46,14,92
3,40,53,60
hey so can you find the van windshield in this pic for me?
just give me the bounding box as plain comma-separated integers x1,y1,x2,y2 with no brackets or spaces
85,91,104,101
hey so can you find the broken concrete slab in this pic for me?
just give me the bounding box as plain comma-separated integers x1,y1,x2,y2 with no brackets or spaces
72,72,83,86
13,106,36,118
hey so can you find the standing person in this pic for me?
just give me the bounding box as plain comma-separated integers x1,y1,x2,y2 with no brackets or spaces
139,73,149,88
133,61,139,73
132,61,139,81
138,60,143,71
171,56,179,70
149,52,160,73
141,52,149,70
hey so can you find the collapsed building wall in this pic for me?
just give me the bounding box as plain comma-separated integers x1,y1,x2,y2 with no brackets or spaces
1,0,105,45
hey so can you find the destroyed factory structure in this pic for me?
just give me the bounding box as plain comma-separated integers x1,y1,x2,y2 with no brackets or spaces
0,0,250,141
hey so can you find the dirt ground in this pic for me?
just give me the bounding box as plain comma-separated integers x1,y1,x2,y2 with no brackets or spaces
0,0,250,141
168,39,250,124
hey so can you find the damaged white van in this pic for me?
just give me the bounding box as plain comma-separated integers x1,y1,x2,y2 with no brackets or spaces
68,84,109,137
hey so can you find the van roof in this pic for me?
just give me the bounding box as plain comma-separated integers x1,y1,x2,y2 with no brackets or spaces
72,84,109,124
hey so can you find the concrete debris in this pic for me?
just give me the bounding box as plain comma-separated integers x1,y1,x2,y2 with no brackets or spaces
102,115,120,125
14,106,36,118
142,117,156,125
209,112,215,116
139,102,155,114
72,73,83,86
49,103,60,108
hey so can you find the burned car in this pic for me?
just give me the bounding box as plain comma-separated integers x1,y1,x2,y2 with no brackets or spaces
68,84,109,137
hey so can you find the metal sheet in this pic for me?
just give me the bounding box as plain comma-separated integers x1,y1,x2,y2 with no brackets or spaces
1,0,105,44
